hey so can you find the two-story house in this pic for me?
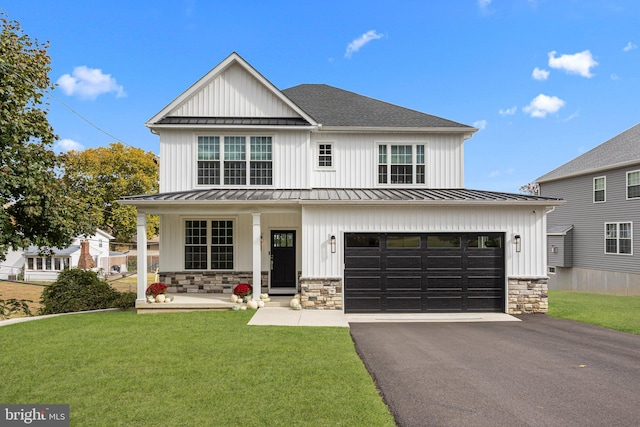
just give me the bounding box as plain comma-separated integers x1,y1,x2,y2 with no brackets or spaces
538,123,640,295
121,53,563,314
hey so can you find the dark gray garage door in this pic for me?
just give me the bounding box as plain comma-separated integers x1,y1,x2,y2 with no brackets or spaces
344,232,505,313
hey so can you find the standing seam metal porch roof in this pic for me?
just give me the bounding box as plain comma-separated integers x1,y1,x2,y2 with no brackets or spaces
120,188,562,204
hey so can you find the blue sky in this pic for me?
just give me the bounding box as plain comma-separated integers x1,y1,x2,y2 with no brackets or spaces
3,0,639,192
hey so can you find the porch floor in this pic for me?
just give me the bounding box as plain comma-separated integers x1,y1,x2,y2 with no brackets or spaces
136,294,290,313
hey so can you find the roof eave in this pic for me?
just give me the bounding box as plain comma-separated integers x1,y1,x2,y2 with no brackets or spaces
317,126,477,136
145,123,318,131
538,159,640,183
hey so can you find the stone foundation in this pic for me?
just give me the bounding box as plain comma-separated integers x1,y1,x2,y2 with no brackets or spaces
508,276,548,314
299,277,343,310
160,271,268,294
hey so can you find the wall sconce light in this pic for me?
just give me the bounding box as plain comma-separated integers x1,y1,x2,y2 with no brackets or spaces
260,233,263,251
514,234,521,253
551,245,558,254
330,235,336,254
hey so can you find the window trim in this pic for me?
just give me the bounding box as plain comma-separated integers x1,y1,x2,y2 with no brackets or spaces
547,266,556,275
376,142,427,186
195,134,274,188
183,217,237,271
25,256,70,271
593,176,606,203
315,142,335,170
604,221,633,256
626,170,640,200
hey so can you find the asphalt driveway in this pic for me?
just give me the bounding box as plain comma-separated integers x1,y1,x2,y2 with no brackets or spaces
350,315,640,427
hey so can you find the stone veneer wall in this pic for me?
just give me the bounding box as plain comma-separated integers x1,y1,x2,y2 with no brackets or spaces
160,271,268,294
508,277,548,314
299,277,343,310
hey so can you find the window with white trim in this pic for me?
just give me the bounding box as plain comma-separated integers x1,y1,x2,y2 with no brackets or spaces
25,257,70,271
377,143,426,184
318,143,333,168
627,170,640,199
185,220,234,270
197,136,272,186
548,266,556,274
593,176,605,203
605,222,632,254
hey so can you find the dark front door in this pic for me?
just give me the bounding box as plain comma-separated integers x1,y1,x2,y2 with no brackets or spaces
271,230,296,288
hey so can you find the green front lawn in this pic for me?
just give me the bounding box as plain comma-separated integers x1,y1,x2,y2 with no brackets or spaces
548,290,640,335
0,311,395,426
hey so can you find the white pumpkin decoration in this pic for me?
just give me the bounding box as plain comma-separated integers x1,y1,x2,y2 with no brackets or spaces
293,303,302,311
240,305,247,310
289,298,299,308
257,300,265,308
232,305,240,311
230,294,238,303
247,300,258,309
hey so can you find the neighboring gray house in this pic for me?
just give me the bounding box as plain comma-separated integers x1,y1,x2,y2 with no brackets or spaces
122,52,563,314
538,123,640,295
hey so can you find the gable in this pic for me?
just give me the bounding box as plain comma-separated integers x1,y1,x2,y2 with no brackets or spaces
147,53,314,125
168,63,299,118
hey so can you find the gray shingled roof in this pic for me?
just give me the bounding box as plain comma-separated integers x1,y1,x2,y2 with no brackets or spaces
121,188,562,204
537,123,640,183
282,84,474,129
23,245,80,256
547,225,573,235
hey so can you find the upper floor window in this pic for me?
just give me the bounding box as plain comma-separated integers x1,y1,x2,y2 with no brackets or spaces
197,136,272,186
604,222,632,255
378,143,426,184
627,170,640,199
593,176,606,203
318,143,333,168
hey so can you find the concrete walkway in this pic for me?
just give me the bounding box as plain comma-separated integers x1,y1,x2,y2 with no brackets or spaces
248,308,519,327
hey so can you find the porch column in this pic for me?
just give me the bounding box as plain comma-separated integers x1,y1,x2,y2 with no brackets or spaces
252,212,261,301
136,213,148,303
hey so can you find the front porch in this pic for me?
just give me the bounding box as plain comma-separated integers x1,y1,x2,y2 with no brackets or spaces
136,294,291,313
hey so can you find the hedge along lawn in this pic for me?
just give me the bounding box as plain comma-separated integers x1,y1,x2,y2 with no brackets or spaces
548,290,640,335
0,310,395,426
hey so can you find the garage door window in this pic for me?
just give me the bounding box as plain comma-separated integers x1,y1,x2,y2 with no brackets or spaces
427,235,460,248
346,235,380,248
387,235,421,248
468,235,502,249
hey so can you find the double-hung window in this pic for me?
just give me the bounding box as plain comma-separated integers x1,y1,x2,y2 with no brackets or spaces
185,220,234,270
593,176,606,203
378,143,426,184
318,143,333,168
627,170,640,199
605,222,632,255
197,136,272,186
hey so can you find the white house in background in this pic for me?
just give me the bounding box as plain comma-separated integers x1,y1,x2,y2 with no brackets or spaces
0,229,114,282
121,52,563,314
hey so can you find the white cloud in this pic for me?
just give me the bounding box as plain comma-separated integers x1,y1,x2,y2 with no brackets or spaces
57,66,126,99
55,138,84,153
623,42,637,52
523,94,565,118
547,50,598,78
532,67,549,81
478,0,491,10
344,30,383,58
473,120,487,130
488,168,514,178
563,110,580,122
499,106,517,116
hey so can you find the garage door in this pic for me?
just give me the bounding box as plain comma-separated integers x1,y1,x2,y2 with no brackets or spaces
344,233,505,313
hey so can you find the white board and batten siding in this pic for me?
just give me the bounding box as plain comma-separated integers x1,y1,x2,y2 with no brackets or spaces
301,205,548,279
167,63,299,118
309,132,464,188
159,212,303,273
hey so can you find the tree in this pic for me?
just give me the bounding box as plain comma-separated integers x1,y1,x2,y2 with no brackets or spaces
61,142,159,243
519,181,540,195
0,15,95,261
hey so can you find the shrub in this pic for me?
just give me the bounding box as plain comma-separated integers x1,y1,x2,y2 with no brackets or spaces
39,269,131,315
112,292,137,310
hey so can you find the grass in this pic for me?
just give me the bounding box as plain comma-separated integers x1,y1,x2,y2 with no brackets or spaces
0,310,395,426
548,290,640,335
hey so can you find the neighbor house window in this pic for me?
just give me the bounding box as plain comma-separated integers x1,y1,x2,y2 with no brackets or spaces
26,257,69,271
605,222,632,254
185,220,234,270
377,143,426,184
593,176,606,203
318,143,333,168
627,170,640,199
197,136,272,186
